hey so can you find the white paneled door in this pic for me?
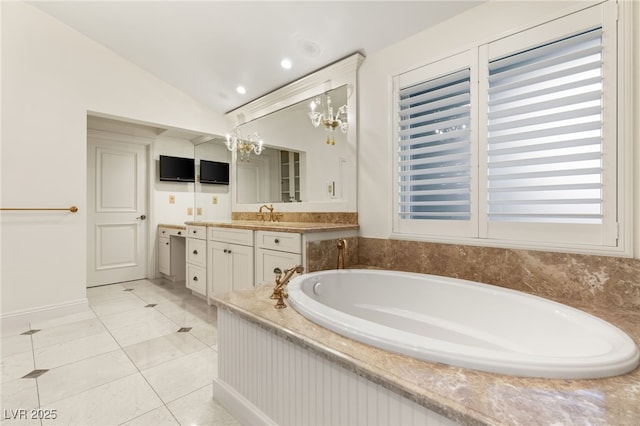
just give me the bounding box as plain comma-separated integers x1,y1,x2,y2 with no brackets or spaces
87,137,148,287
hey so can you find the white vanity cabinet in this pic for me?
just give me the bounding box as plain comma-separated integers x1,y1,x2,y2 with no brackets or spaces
185,225,207,297
158,226,185,280
208,227,254,296
255,230,303,286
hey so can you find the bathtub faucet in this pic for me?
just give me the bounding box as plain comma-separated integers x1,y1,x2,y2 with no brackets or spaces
270,265,304,309
336,239,348,269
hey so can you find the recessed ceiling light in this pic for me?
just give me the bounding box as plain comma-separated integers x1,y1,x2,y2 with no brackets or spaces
281,58,292,69
236,86,246,95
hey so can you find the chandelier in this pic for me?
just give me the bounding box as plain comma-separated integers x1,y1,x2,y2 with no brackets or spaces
308,95,348,145
225,128,264,162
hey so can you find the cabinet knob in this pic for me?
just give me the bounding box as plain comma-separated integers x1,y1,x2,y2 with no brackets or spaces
193,276,198,281
165,242,169,245
274,238,280,244
193,249,198,255
177,231,182,235
192,230,197,234
223,249,228,253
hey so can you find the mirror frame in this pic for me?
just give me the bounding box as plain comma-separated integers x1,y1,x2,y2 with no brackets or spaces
226,53,364,213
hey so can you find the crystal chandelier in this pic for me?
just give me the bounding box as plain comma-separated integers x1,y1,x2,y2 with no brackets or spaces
225,128,264,162
308,95,348,145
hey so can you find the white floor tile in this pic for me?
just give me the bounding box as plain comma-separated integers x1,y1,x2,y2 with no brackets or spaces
123,331,207,370
31,318,107,349
37,349,137,405
1,334,33,358
29,309,96,330
100,310,180,347
1,351,35,382
189,321,218,347
34,332,120,370
141,348,218,403
167,384,240,426
86,284,129,304
40,373,163,426
119,406,179,426
90,296,148,317
1,377,40,412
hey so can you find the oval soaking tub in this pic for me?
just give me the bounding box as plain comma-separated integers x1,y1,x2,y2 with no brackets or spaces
287,269,639,379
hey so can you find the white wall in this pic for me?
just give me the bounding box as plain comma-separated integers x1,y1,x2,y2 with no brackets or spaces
357,0,639,257
0,2,226,323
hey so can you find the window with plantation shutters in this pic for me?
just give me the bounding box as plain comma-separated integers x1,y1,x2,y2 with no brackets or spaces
392,3,621,251
486,28,604,224
397,68,472,221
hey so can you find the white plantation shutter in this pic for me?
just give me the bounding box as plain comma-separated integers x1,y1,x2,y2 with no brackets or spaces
397,68,472,221
487,28,604,224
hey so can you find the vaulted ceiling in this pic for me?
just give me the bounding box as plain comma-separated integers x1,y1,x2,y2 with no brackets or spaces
30,1,483,114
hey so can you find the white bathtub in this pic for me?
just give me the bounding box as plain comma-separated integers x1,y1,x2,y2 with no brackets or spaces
287,269,639,379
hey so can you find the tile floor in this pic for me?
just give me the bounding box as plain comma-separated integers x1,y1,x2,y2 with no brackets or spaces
1,279,240,426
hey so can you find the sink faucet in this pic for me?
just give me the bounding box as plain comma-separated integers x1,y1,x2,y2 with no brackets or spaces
259,204,274,222
270,265,304,309
337,239,348,269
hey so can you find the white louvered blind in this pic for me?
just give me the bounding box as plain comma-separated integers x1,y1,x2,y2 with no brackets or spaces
487,28,603,224
398,68,472,221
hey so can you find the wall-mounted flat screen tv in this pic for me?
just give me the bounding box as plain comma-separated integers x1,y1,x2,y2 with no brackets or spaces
159,155,195,182
200,160,229,185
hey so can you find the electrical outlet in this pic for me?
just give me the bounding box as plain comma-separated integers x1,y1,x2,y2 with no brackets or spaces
212,196,218,204
187,207,193,215
197,207,203,215
169,195,176,204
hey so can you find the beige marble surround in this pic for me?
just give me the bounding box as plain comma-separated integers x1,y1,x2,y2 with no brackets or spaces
353,238,640,312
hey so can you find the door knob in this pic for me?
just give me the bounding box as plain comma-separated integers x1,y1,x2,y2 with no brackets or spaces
136,214,147,220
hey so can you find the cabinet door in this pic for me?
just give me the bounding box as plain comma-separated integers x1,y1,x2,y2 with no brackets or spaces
255,248,302,286
229,244,254,291
158,236,171,275
186,263,206,296
209,241,231,296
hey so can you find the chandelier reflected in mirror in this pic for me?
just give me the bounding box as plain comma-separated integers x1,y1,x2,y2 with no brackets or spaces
225,128,264,162
308,95,348,145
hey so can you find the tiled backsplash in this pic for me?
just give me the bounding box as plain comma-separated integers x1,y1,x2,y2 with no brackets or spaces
308,237,640,311
232,212,358,224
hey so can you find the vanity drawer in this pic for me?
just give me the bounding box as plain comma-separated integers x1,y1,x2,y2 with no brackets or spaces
186,238,206,267
187,225,206,240
159,226,186,237
208,227,253,246
255,231,301,254
186,263,206,296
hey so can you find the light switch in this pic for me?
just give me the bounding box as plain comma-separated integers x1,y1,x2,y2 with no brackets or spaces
197,207,203,215
212,196,218,204
169,195,176,204
187,207,193,215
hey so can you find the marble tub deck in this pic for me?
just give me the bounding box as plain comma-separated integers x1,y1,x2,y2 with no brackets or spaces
212,284,640,426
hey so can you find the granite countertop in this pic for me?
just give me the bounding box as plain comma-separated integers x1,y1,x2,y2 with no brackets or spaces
157,223,186,230
212,285,640,426
184,220,359,233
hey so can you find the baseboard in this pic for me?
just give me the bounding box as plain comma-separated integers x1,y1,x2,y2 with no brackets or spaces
212,378,276,426
1,298,89,334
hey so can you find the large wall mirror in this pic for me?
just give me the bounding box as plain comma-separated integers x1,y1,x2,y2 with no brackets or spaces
235,85,348,205
227,53,363,213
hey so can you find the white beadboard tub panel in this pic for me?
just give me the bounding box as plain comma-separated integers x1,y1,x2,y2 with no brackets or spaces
216,309,459,426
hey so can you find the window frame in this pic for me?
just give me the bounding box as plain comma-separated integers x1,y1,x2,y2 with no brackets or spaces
391,1,628,256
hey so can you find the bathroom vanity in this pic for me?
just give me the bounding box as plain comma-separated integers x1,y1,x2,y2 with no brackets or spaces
182,220,358,302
